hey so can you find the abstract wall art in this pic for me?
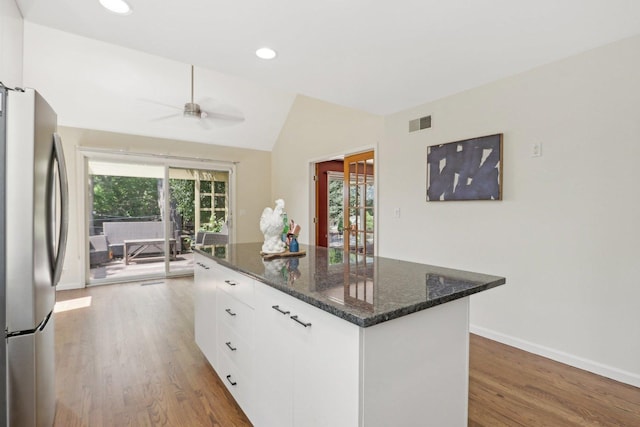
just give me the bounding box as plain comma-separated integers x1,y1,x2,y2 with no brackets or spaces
426,134,503,201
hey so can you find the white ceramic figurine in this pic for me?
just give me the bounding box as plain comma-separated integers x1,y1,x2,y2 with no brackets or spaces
260,199,286,253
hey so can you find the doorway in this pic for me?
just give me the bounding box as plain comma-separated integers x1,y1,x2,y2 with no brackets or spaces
84,151,234,285
315,150,374,255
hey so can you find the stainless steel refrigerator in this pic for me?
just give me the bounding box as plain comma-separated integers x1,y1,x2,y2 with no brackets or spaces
0,84,68,426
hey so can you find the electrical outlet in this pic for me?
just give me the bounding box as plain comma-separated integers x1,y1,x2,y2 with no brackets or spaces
532,142,542,157
394,208,401,218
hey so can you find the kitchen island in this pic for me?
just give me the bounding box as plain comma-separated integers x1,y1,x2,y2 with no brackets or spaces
194,243,505,427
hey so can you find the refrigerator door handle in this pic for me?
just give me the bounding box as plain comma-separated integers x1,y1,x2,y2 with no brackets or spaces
51,133,69,287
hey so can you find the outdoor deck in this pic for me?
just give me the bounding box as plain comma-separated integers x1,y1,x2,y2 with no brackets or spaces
90,251,194,281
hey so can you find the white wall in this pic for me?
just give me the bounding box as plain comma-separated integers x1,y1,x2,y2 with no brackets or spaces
272,95,383,243
0,0,23,87
379,34,640,386
273,35,640,386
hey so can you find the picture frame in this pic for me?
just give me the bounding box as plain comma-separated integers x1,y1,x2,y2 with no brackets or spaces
426,133,503,201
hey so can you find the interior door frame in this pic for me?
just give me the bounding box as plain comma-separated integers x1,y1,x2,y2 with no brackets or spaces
78,148,236,287
310,147,377,254
315,160,344,247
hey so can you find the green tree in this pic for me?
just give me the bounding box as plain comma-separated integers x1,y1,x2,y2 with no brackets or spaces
328,179,344,231
92,175,160,218
169,179,195,225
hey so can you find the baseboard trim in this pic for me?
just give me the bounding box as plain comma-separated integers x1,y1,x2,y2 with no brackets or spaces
470,325,640,388
56,281,84,291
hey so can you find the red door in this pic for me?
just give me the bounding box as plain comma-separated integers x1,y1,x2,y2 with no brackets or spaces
315,160,343,247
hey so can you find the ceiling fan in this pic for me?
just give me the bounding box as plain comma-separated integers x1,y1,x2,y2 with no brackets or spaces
145,65,245,128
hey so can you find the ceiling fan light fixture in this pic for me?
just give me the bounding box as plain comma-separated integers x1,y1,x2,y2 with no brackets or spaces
183,102,202,118
256,47,277,60
99,0,132,15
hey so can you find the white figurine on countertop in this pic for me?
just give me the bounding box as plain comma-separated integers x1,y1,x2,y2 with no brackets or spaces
260,199,287,253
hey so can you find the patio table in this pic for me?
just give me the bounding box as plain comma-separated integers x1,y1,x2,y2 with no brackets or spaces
123,238,177,265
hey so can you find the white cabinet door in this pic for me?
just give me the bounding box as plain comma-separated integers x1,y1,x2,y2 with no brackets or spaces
254,282,360,427
287,294,360,427
253,283,294,427
194,253,217,367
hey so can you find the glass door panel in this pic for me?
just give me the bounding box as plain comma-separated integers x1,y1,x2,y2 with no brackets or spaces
168,167,196,275
343,150,375,312
88,160,167,282
168,168,230,274
327,172,344,247
344,151,374,256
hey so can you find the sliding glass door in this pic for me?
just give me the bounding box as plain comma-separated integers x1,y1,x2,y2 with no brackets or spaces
85,152,233,285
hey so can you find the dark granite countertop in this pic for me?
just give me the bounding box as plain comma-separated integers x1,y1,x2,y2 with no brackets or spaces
194,242,505,328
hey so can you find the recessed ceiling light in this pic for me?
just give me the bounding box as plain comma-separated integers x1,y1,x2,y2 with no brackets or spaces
256,47,277,60
99,0,132,15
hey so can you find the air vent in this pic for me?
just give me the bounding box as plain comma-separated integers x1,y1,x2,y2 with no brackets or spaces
409,115,431,132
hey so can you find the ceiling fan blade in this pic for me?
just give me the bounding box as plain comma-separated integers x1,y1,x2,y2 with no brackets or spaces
198,98,245,124
202,110,245,123
139,98,182,111
150,112,183,121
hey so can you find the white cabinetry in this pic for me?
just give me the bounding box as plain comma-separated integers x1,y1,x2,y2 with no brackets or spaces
195,254,471,427
194,254,217,367
253,282,360,427
211,262,256,420
194,253,257,419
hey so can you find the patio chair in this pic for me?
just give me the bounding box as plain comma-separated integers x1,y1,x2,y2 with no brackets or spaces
201,231,228,245
89,234,110,266
195,231,206,245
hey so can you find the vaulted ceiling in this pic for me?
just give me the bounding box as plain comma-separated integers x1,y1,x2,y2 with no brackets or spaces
16,0,640,150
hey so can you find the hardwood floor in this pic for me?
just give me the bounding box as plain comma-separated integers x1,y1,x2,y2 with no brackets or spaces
54,278,250,427
54,278,640,426
469,335,640,426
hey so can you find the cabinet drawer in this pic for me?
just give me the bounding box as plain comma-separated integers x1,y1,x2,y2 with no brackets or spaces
218,351,253,418
218,320,253,380
212,263,255,308
217,288,254,346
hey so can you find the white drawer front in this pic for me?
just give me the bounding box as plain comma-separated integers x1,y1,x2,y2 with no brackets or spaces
218,320,254,380
218,351,253,418
212,264,256,308
217,288,255,346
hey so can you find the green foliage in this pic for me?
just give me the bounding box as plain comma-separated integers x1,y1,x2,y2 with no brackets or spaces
328,179,344,231
200,217,225,232
366,210,374,232
169,179,195,224
328,248,344,264
92,175,160,218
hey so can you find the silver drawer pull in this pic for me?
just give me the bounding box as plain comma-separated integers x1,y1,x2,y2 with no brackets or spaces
225,341,237,351
291,315,311,328
225,308,237,316
226,374,237,386
224,280,237,286
272,305,290,316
